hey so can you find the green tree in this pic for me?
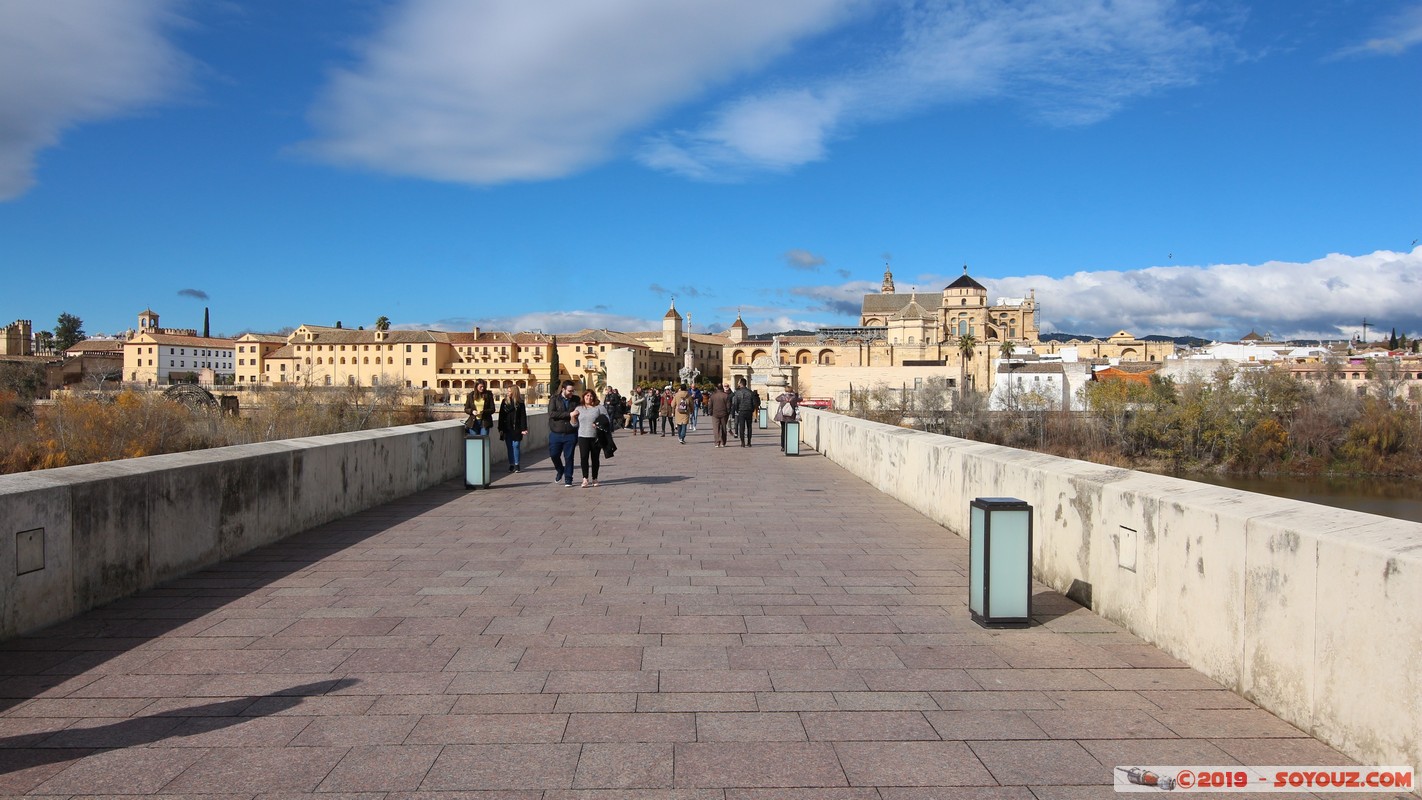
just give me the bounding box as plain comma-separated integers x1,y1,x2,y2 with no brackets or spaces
53,312,85,352
956,333,977,400
375,316,391,331
33,330,54,353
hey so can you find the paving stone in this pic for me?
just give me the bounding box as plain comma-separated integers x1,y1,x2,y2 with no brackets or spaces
802,710,940,741
924,709,1051,740
674,742,846,788
162,746,350,793
695,711,807,741
563,712,696,743
835,741,997,786
318,744,443,792
422,743,581,790
968,740,1109,786
572,742,675,789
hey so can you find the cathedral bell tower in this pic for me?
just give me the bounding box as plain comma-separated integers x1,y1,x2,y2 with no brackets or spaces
662,299,683,356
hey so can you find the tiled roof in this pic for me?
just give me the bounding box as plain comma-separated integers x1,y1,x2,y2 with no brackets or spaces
565,329,650,347
131,333,237,348
447,331,520,344
892,298,933,321
861,294,919,314
946,273,987,291
66,339,125,353
295,329,442,345
998,362,1064,374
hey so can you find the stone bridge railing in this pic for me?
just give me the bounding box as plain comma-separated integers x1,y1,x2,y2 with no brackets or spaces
1,414,547,641
796,409,1420,779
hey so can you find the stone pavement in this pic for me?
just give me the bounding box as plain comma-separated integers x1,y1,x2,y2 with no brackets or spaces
0,420,1397,798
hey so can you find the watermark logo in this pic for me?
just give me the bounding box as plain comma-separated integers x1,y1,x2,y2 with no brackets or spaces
1114,766,1413,793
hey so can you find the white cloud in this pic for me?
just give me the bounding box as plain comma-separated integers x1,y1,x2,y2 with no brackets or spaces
784,248,828,270
645,0,1232,178
0,1,190,201
300,0,860,184
1331,2,1422,58
824,249,1422,340
396,310,660,334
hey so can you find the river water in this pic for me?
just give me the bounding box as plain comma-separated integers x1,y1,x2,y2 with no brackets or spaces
1166,472,1422,524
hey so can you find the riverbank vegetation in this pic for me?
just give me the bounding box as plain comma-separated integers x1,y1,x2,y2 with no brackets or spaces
844,362,1421,477
0,381,430,474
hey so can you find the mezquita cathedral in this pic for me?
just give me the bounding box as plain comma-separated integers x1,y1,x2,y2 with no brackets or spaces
722,265,1174,402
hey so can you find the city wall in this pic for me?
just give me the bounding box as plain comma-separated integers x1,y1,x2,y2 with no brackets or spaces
0,414,549,640
797,409,1421,776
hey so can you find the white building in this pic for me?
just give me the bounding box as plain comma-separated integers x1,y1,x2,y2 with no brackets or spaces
123,332,235,386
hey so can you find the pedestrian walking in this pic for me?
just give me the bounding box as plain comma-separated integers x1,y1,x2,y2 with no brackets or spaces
571,389,611,487
628,388,642,434
639,388,658,435
708,382,732,447
547,381,579,487
672,384,692,444
497,385,528,472
731,378,759,447
659,386,675,436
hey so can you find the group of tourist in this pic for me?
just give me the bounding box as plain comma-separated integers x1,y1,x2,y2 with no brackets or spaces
464,377,799,489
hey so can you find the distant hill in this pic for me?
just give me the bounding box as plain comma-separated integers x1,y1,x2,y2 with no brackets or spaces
746,329,819,340
1042,332,1210,347
750,329,1216,347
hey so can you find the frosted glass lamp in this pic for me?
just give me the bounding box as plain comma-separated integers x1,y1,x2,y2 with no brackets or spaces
969,497,1033,628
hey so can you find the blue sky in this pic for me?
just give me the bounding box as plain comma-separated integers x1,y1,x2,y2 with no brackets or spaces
2,0,1420,343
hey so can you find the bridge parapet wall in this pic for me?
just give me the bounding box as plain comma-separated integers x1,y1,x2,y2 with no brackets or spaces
1,414,547,640
798,409,1421,779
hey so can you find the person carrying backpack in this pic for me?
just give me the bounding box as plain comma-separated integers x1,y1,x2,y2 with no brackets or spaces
774,388,799,451
672,384,692,444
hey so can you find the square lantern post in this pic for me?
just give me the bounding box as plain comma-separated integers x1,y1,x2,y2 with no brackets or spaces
969,497,1033,628
782,420,800,455
464,432,491,489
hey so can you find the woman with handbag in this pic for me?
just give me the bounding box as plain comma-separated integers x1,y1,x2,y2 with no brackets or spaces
463,379,495,436
497,385,528,473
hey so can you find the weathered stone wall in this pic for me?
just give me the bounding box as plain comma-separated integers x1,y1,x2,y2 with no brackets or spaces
0,414,548,640
797,410,1421,778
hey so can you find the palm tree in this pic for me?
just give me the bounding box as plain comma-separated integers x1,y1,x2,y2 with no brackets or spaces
1000,339,1015,361
957,333,977,399
374,316,390,332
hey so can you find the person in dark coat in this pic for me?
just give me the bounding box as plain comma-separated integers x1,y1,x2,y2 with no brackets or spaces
731,379,759,447
708,383,732,448
497,385,529,472
463,379,495,435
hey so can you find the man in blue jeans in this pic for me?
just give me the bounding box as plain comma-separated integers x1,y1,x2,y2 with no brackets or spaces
547,381,580,487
